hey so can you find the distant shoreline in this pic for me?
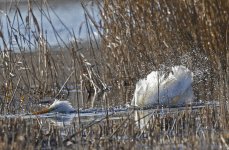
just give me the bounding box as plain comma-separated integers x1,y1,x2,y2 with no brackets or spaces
0,0,81,5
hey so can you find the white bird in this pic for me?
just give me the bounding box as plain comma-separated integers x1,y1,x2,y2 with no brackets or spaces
131,65,194,107
33,99,76,115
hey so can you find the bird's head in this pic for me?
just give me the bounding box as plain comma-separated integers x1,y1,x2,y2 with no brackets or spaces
32,107,52,115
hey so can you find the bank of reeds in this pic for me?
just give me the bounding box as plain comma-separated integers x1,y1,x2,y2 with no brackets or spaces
0,104,228,149
100,0,228,103
0,0,227,110
0,1,107,113
0,0,228,149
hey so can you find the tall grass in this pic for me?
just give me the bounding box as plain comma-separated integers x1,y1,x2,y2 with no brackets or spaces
0,104,228,149
0,0,106,113
1,0,227,110
0,0,228,149
99,0,228,103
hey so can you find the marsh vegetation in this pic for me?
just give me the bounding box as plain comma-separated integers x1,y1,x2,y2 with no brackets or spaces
0,0,228,149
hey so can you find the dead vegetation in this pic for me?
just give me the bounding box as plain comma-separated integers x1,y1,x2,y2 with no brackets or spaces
100,0,228,103
0,0,228,149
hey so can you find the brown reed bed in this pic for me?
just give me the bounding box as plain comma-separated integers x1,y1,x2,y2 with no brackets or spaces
100,0,228,102
0,0,228,149
0,103,228,149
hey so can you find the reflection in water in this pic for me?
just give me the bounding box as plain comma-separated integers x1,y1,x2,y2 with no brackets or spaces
35,106,129,127
0,101,218,129
134,109,156,129
133,101,219,132
45,113,76,126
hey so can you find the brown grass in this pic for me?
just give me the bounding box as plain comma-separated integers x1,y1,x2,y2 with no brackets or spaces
0,104,228,149
0,0,228,149
100,0,228,103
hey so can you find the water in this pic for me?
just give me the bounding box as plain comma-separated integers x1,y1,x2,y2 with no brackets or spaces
0,0,100,50
0,101,218,127
0,105,129,127
0,99,222,149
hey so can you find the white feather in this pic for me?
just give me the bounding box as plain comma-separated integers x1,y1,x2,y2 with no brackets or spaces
48,99,76,113
131,65,193,107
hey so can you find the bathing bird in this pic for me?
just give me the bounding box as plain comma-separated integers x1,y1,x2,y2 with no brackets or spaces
33,99,76,115
131,65,194,107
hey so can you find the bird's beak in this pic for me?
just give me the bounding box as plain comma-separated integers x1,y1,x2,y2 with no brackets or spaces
32,108,50,115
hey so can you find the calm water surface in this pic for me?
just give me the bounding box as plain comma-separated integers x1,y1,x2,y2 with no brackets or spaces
0,0,100,50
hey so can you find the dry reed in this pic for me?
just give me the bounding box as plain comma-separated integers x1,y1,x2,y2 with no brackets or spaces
0,0,228,149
